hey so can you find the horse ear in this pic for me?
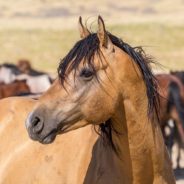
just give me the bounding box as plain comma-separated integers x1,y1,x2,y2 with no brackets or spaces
78,16,90,39
97,16,113,51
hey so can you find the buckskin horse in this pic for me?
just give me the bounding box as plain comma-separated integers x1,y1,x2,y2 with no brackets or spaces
24,16,175,183
0,97,97,184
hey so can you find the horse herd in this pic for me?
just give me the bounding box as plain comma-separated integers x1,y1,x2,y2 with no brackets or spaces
0,16,182,183
0,59,53,99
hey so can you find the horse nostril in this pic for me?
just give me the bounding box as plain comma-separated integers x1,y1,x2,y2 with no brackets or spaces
31,116,44,134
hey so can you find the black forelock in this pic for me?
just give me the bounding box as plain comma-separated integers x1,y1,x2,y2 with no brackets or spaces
58,33,101,83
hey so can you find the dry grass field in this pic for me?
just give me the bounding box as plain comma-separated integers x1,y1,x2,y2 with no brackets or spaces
0,24,184,74
0,0,183,73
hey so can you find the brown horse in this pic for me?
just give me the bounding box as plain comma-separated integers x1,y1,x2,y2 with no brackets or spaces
156,74,184,138
170,71,184,168
0,80,30,99
25,16,175,183
171,71,184,84
156,73,184,168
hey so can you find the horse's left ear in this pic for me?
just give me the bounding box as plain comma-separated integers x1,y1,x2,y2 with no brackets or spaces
78,16,90,39
97,16,113,51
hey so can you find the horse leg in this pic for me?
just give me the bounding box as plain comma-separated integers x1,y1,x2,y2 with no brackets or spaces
176,142,181,169
163,121,174,158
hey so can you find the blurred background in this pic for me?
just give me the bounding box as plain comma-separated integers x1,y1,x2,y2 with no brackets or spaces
0,0,183,74
0,0,184,183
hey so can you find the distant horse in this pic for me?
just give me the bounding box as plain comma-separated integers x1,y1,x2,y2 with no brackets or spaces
156,74,184,138
170,71,184,168
170,123,183,169
156,73,184,168
0,61,53,93
0,63,21,84
25,16,175,183
17,59,48,76
0,80,30,99
16,59,53,93
171,71,184,84
15,74,52,93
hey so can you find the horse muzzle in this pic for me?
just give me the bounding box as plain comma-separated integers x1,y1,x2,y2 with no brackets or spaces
25,111,57,144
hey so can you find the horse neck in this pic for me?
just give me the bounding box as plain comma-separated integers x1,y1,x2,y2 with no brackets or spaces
109,75,174,183
84,83,168,184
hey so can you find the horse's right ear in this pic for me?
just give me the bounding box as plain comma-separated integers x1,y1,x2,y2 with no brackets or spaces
78,16,90,39
97,15,113,51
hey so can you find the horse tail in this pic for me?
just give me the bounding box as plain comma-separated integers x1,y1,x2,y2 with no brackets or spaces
167,81,184,127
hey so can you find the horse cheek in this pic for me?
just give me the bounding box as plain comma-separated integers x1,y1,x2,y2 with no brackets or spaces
81,93,118,124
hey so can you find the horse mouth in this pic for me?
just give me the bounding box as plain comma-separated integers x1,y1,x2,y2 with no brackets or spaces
58,123,76,134
40,129,57,144
38,122,77,144
39,125,70,144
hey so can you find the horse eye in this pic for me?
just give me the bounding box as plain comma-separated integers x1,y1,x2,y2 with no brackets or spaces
80,68,94,80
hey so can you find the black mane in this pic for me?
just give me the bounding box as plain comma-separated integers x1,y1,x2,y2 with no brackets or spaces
58,31,160,151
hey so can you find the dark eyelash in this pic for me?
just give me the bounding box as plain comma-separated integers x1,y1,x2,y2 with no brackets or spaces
80,68,94,78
